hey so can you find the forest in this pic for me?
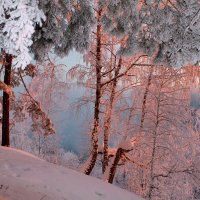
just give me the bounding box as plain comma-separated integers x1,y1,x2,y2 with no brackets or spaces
0,0,200,200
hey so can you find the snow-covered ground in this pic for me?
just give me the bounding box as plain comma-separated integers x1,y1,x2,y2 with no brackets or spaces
0,147,144,200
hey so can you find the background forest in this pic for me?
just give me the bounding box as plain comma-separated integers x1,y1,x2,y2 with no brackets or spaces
0,0,200,200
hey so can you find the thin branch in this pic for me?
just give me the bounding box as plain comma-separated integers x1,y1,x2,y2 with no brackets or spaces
101,55,148,87
18,69,38,105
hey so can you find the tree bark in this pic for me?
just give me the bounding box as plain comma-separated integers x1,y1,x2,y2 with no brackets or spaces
83,9,102,175
2,54,12,147
147,90,161,199
140,65,154,130
102,58,122,173
137,65,154,194
108,148,123,183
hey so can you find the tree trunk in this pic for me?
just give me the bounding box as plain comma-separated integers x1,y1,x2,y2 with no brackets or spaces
139,46,161,193
140,65,154,130
83,9,102,175
103,58,121,173
138,65,154,193
147,92,161,199
140,45,161,131
2,54,12,147
108,148,124,183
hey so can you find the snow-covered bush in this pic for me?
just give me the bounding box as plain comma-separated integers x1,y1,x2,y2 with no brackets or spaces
58,149,80,170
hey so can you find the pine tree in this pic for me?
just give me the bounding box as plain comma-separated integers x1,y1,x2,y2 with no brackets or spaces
0,0,45,69
32,0,94,60
100,0,200,67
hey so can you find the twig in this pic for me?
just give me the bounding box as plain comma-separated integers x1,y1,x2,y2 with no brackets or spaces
18,69,38,105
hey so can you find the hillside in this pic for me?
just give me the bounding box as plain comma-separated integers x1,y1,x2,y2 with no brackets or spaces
0,147,144,200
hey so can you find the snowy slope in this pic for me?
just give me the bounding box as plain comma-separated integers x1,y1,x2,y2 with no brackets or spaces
0,147,144,200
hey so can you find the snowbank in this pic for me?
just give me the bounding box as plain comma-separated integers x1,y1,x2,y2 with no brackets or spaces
0,147,144,200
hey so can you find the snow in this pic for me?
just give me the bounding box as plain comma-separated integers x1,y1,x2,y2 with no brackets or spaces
118,137,138,151
98,145,117,156
0,147,144,200
0,0,45,69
